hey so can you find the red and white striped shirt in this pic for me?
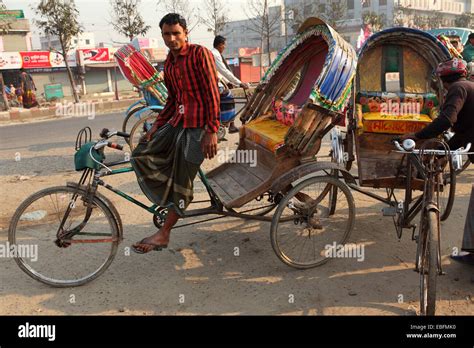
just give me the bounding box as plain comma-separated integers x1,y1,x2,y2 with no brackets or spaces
154,43,220,133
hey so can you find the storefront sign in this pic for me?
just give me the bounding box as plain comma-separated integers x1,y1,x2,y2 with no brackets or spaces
77,48,110,64
0,51,76,70
0,10,25,19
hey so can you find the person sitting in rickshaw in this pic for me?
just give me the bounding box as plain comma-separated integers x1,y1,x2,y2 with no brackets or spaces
130,13,220,254
403,58,474,267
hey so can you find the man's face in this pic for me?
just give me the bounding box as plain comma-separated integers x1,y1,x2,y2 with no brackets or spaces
161,23,188,53
469,38,474,46
217,42,226,54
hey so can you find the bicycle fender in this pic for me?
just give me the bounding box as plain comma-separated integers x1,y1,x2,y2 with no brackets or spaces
134,106,164,119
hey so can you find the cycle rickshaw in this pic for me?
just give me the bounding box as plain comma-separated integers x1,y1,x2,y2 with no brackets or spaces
334,27,472,315
9,17,357,286
8,20,470,317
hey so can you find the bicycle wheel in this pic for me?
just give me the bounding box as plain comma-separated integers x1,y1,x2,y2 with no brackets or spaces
129,114,157,151
419,209,439,316
122,104,146,133
438,159,456,221
271,176,355,269
8,186,119,287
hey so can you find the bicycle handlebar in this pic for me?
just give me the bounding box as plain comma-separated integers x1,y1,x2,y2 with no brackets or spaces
93,140,124,151
393,140,472,155
100,128,130,139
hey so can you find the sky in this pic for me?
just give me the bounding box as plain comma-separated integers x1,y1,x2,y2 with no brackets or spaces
6,0,282,49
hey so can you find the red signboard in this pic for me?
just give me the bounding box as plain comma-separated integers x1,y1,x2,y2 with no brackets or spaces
20,51,51,68
78,48,109,64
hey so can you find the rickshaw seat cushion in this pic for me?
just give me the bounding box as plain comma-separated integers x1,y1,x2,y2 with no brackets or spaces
356,92,438,116
242,118,289,152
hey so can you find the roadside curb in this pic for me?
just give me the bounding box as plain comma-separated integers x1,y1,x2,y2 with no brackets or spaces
0,97,141,124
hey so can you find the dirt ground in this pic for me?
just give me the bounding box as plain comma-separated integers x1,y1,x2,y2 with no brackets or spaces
0,123,473,316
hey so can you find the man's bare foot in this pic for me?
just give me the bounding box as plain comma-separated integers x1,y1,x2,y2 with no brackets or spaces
132,231,170,254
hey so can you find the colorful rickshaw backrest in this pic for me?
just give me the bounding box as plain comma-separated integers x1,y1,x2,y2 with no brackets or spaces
354,27,452,189
240,17,357,157
356,27,452,135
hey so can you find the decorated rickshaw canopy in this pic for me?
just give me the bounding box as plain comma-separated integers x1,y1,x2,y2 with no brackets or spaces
260,17,357,113
359,27,452,70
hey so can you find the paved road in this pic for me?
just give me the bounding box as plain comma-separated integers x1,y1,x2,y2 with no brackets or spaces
0,112,126,153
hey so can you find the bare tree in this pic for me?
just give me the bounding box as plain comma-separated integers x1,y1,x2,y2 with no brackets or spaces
34,0,82,103
110,0,151,41
454,12,473,29
362,11,386,32
393,4,413,27
199,0,228,36
157,0,199,33
245,0,280,71
322,0,347,31
426,11,445,29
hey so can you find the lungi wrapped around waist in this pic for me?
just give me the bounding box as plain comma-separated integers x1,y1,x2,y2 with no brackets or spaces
130,122,205,216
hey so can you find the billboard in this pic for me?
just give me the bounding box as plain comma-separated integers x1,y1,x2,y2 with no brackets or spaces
0,51,76,70
77,48,110,64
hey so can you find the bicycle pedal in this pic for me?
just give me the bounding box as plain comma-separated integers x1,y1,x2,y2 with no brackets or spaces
382,207,397,216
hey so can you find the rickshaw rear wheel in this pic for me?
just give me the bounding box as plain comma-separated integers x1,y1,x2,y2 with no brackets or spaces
270,176,355,269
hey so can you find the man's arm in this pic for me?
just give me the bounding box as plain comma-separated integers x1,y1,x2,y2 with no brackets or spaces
415,83,467,139
211,49,242,87
199,47,220,133
148,71,176,133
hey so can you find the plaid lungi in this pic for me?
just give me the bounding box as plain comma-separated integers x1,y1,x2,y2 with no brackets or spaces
130,122,205,216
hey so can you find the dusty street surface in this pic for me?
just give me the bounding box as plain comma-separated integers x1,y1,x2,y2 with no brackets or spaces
0,112,472,315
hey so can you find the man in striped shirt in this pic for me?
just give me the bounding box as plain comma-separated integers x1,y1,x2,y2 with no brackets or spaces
131,13,220,254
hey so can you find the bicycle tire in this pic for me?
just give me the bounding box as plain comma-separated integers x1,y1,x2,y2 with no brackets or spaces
419,209,439,316
271,176,355,269
9,186,120,287
128,114,157,151
122,104,146,133
439,159,456,221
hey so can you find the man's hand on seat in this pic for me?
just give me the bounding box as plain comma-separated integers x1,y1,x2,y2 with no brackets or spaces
202,132,218,159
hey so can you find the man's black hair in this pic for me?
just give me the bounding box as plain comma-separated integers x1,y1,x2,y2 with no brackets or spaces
213,35,226,48
469,32,474,40
159,13,187,31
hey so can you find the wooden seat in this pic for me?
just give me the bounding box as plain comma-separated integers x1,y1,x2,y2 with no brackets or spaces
205,139,300,208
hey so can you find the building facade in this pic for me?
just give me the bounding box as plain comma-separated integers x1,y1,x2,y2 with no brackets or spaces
0,10,32,52
223,0,472,58
40,32,96,51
